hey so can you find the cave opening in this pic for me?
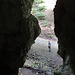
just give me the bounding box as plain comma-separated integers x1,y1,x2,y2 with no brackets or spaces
1,0,75,75
19,0,63,75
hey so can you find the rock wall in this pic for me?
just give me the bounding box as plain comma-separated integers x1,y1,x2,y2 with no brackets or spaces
0,0,41,75
54,0,75,75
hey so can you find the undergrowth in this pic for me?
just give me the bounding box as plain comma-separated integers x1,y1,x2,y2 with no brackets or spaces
32,0,46,20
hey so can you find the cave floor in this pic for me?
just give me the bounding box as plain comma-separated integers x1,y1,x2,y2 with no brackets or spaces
18,37,63,75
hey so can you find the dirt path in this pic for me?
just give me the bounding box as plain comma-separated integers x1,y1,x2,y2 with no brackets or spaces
18,37,63,75
25,37,63,68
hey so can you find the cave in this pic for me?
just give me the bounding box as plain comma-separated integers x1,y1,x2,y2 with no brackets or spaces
0,0,75,75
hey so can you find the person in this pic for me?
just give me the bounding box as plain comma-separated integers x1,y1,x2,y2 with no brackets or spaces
48,41,51,52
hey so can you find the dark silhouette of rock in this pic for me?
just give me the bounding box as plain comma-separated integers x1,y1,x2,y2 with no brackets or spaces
0,0,41,75
54,0,75,75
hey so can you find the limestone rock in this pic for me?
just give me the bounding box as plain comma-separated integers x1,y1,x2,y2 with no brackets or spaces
54,0,75,75
0,0,41,75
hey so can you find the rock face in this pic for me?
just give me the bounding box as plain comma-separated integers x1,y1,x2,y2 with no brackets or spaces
54,0,75,75
0,0,41,75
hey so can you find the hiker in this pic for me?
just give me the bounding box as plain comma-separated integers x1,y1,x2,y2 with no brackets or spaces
48,41,51,52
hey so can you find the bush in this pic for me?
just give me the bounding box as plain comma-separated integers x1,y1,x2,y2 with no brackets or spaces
35,12,45,20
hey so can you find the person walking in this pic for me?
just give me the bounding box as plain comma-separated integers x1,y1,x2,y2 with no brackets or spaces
48,41,51,52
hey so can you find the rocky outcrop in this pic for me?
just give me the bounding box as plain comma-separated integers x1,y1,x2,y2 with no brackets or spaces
0,0,41,75
54,0,75,75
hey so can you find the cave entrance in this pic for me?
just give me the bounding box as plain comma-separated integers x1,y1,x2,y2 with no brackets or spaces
19,0,63,75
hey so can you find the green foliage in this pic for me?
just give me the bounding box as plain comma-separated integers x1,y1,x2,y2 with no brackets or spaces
32,8,37,14
37,6,46,11
32,62,40,68
49,34,53,38
35,12,45,20
32,5,46,14
34,0,45,5
43,17,51,26
32,0,46,20
33,62,39,66
43,22,49,27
